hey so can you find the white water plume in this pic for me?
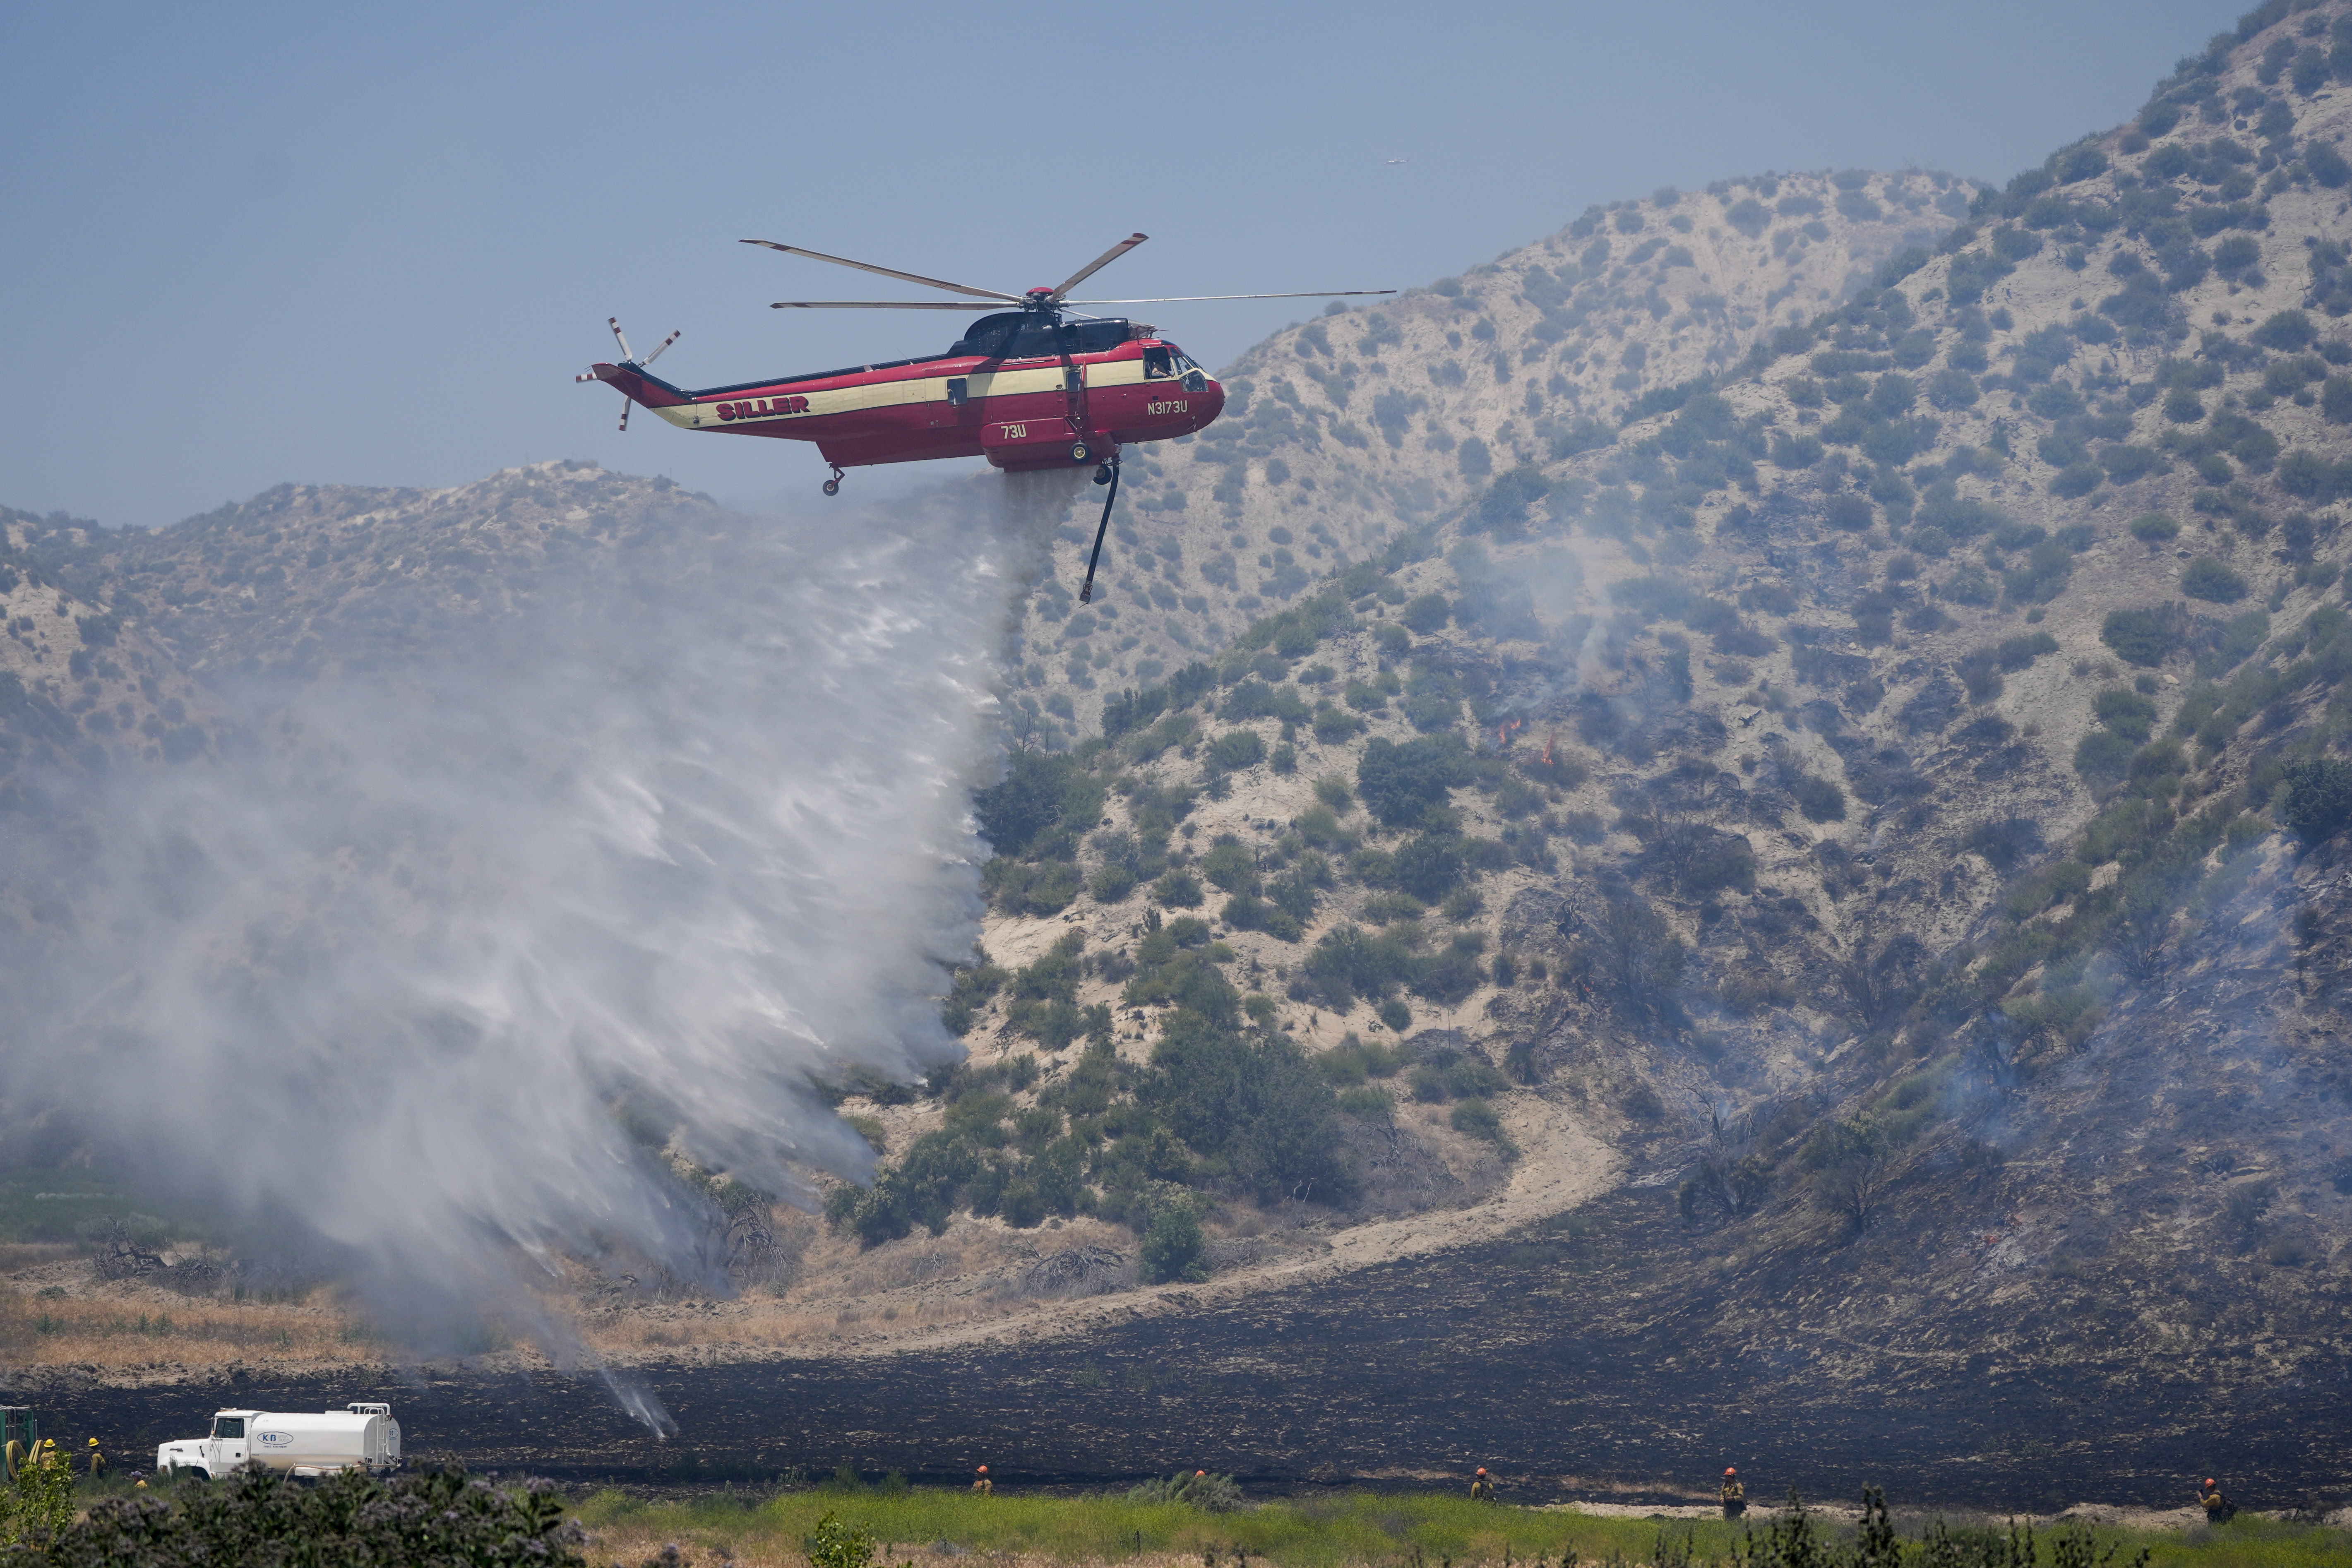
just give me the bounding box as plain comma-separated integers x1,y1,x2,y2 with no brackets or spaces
1,470,1080,1414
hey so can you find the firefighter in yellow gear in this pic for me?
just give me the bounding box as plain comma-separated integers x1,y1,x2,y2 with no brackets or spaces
973,1465,993,1495
1469,1467,1496,1501
86,1438,105,1479
1721,1467,1746,1519
2199,1478,2235,1523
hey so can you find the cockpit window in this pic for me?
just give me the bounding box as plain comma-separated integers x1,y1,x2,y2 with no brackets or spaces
1143,346,1174,379
949,314,1132,361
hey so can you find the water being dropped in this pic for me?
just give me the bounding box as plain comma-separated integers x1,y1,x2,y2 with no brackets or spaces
0,468,1081,1419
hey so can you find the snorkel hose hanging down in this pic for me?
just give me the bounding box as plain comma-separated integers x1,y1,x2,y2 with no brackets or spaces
1079,454,1120,604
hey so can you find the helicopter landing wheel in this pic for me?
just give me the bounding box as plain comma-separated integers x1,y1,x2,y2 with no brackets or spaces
822,479,839,496
1093,463,1113,485
1070,442,1091,463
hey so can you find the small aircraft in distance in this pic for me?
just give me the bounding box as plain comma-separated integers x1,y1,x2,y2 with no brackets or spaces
577,234,1390,599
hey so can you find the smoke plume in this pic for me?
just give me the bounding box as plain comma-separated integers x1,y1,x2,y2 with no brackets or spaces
1,470,1076,1407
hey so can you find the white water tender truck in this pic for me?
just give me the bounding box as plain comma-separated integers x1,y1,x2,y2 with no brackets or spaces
155,1403,401,1479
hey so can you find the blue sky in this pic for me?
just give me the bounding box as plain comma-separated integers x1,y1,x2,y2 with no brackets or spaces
2,0,2231,528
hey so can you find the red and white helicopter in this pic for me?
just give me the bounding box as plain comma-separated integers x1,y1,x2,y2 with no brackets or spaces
578,234,1388,598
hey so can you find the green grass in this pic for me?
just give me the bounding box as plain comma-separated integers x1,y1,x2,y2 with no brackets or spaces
567,1484,2352,1568
575,1486,1741,1566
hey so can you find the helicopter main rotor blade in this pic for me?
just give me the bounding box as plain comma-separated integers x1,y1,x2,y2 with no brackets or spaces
1049,233,1148,303
1067,289,1398,304
740,240,1020,302
768,300,1012,310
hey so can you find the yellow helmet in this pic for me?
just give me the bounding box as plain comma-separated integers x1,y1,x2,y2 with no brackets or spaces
88,1439,99,1447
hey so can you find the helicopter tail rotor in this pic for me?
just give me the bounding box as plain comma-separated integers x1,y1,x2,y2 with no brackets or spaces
578,317,682,431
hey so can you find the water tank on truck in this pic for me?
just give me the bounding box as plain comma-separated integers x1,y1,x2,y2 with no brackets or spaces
155,1403,401,1480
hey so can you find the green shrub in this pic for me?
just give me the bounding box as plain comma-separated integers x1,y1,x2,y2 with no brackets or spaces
2324,375,2352,424
30,1469,584,1566
1141,1020,1354,1204
1377,997,1412,1031
1822,494,1874,531
1471,465,1553,536
1791,775,1847,822
1311,701,1365,744
1400,592,1453,633
1124,1469,1241,1511
2003,539,2076,605
0,1440,76,1548
2129,513,2180,544
1925,367,1980,410
2049,462,2104,498
1411,1049,1509,1102
1304,923,1416,1008
1137,1199,1208,1283
1207,730,1266,771
2101,607,2177,666
2181,557,2249,602
975,752,1106,859
809,1510,879,1568
1449,1097,1518,1157
1317,1034,1408,1083
2075,730,2137,785
2282,756,2352,842
1151,868,1204,908
2253,309,2317,350
1725,198,1769,238
1771,432,1825,469
2093,687,2159,742
983,857,1084,917
1394,833,1468,901
1357,733,1472,826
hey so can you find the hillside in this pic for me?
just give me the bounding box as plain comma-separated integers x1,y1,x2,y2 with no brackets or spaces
1003,169,1967,747
12,0,2352,1493
822,0,2352,1456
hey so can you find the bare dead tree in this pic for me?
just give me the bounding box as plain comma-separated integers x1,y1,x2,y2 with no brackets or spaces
2114,883,2179,982
1836,935,1929,1031
91,1216,165,1281
1807,1117,1893,1235
1593,893,1687,1025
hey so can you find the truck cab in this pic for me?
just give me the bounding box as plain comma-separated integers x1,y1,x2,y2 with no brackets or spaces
156,1410,258,1479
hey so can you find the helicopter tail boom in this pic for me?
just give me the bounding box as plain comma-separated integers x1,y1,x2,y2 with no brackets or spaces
582,362,692,408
